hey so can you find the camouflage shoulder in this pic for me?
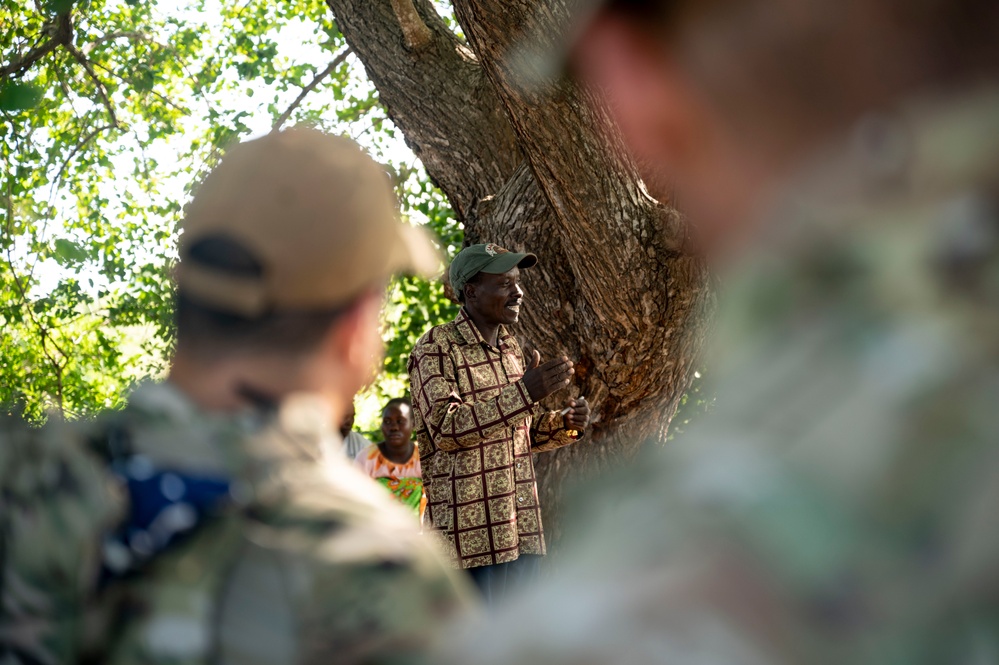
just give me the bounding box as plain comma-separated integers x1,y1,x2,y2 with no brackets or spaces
1,414,125,664
214,436,476,665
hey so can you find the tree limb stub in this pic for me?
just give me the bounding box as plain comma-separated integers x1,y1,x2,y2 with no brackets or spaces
389,0,434,51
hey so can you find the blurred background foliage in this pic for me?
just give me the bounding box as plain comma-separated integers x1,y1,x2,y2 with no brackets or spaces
2,0,707,439
1,0,461,433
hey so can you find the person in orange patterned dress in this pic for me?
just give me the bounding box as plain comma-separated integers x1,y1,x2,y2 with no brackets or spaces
355,397,427,518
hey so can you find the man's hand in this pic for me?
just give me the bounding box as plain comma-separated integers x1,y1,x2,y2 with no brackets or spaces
523,350,574,403
562,397,590,432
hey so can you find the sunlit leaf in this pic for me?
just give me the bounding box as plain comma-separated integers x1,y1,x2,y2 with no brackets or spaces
52,238,88,264
0,82,44,111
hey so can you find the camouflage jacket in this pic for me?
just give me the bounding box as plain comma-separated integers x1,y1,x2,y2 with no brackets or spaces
1,382,473,665
436,88,999,664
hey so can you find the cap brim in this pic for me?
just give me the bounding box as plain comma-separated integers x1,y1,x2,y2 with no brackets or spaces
480,251,538,275
386,223,443,280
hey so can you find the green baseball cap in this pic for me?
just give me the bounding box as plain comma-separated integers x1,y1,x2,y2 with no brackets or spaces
449,243,538,294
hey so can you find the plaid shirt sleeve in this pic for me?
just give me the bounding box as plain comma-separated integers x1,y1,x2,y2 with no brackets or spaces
530,404,578,452
410,340,536,453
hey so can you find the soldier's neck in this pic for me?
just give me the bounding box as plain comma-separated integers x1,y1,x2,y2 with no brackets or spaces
167,350,344,427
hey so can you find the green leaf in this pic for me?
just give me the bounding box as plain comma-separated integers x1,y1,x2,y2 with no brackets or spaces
0,83,44,111
45,0,75,13
53,238,87,264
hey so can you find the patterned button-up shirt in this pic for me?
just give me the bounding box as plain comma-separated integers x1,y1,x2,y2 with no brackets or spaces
409,308,579,569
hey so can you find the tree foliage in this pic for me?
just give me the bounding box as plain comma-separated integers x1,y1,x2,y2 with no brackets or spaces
3,0,710,447
1,0,460,426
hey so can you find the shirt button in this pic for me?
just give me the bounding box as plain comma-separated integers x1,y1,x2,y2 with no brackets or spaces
517,497,524,503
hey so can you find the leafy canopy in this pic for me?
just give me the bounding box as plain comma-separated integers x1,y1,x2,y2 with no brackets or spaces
1,0,460,429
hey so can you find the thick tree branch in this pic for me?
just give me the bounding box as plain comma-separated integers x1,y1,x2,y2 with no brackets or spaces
454,0,690,329
272,47,352,131
0,12,73,80
325,0,522,221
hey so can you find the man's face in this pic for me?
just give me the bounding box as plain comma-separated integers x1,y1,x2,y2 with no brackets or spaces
465,267,524,326
381,403,414,447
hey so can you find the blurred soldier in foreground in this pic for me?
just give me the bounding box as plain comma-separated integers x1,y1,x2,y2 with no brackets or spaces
0,129,472,664
437,0,999,663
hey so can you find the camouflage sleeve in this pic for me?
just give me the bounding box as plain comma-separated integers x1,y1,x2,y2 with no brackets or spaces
529,405,578,452
0,417,123,664
430,448,808,665
409,340,535,453
298,546,475,665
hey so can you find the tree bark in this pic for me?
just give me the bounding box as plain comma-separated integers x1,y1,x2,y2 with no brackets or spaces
327,0,713,544
325,0,522,221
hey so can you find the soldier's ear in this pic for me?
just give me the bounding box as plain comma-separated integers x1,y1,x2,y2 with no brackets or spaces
463,282,476,302
318,289,384,389
572,13,706,188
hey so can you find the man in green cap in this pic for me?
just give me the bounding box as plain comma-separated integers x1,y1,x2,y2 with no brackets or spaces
408,243,590,602
1,128,472,664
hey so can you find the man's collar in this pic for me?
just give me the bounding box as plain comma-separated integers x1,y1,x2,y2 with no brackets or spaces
128,380,336,457
127,380,201,423
453,307,513,350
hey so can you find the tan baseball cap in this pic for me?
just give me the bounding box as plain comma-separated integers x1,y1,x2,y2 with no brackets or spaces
176,128,440,317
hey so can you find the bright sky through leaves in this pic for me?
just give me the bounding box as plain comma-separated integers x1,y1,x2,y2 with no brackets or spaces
1,0,461,429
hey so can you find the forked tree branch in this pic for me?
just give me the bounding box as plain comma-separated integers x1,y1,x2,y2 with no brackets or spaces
65,44,119,128
325,0,523,221
0,12,73,80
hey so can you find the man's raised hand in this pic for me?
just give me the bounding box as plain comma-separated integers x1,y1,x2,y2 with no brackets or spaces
562,396,590,432
523,351,574,403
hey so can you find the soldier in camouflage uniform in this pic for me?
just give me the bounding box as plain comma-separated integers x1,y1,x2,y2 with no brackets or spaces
1,129,473,664
436,0,999,663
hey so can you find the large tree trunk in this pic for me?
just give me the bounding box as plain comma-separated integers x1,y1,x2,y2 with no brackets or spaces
326,0,713,545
